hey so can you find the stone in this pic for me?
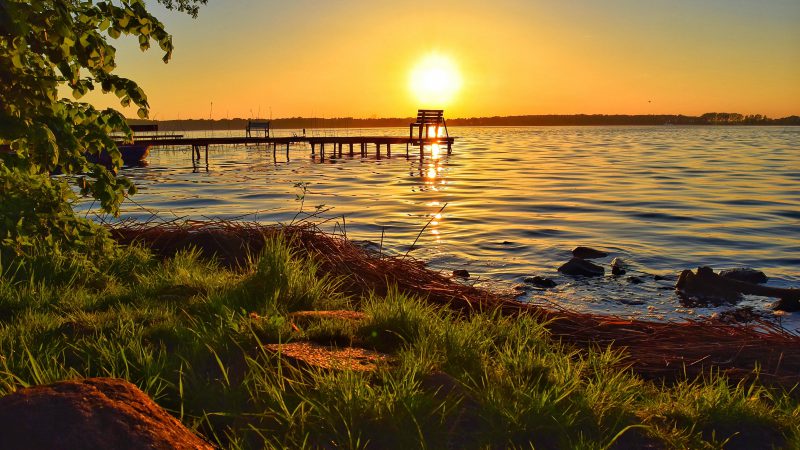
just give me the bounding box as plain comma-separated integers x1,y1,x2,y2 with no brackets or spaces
719,268,768,284
452,269,470,279
523,276,557,288
627,276,644,284
264,342,393,372
571,246,608,259
774,297,800,312
558,257,605,277
0,378,212,450
611,257,626,276
511,284,530,297
676,266,800,307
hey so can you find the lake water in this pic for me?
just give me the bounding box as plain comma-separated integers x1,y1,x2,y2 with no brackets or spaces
80,126,800,326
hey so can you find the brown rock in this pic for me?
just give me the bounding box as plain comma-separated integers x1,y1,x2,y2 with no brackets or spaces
523,276,557,288
676,266,800,308
264,342,393,372
611,257,626,276
572,246,608,259
719,268,768,284
558,257,605,277
0,378,212,450
452,269,471,279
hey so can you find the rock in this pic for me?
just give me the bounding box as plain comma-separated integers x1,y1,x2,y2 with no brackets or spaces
611,257,626,276
0,378,212,450
774,297,800,312
676,267,743,303
719,268,768,284
653,274,670,281
512,284,530,297
523,276,557,288
264,342,393,372
452,269,470,279
627,276,644,284
676,267,800,308
620,299,645,306
558,257,605,277
572,246,608,259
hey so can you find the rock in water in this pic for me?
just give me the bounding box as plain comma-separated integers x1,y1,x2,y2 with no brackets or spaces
452,269,470,279
676,267,743,303
558,257,605,277
572,246,608,259
0,378,212,450
611,257,627,276
719,268,768,284
676,266,800,309
627,276,644,284
523,276,558,288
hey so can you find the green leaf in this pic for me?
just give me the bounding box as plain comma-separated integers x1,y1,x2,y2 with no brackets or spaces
136,107,148,119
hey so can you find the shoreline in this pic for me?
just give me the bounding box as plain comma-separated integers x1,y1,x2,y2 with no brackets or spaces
109,219,800,389
3,218,799,448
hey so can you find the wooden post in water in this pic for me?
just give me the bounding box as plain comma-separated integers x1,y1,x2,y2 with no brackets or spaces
349,143,354,156
387,143,391,157
286,142,290,160
406,143,409,157
376,143,380,159
311,143,315,156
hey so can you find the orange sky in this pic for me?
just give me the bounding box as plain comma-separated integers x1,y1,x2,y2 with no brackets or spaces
83,0,800,119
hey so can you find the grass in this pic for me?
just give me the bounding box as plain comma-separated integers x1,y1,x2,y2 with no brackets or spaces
1,232,799,449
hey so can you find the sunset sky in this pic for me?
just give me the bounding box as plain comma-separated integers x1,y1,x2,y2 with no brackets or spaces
87,0,800,119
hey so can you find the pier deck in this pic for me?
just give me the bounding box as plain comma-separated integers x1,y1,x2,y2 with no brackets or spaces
131,135,455,165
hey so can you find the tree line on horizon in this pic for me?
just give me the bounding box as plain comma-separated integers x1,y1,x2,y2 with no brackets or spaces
128,113,800,131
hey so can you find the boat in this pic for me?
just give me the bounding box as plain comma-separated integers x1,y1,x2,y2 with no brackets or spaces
86,143,151,167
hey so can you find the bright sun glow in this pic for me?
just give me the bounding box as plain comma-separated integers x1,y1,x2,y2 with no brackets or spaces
409,53,462,106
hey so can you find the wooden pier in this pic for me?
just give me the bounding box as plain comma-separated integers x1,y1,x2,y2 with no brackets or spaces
132,135,455,167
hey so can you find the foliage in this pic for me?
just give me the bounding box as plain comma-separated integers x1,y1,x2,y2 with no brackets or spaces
0,162,114,266
0,0,202,258
0,235,797,449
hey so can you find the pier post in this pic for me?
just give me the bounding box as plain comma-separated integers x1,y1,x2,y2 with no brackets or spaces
286,143,290,160
406,143,409,157
204,145,209,170
338,143,343,157
387,143,391,157
349,143,354,156
448,142,452,155
376,143,380,159
311,143,315,156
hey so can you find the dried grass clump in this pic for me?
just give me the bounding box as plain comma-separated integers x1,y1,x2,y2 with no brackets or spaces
109,220,800,388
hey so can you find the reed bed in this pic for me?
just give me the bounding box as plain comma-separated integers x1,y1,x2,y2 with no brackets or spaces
108,220,800,389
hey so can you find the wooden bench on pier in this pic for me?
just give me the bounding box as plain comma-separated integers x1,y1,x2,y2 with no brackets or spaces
246,120,271,138
119,124,183,141
409,109,448,145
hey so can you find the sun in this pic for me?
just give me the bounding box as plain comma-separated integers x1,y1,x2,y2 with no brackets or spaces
409,53,462,106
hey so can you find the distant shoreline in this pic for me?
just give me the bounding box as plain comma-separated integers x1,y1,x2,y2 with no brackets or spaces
129,113,800,131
